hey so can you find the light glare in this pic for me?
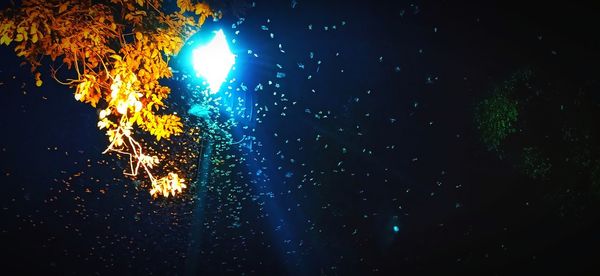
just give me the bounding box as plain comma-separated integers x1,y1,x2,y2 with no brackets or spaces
192,29,235,93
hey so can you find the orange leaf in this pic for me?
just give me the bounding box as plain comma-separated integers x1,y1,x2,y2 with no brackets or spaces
59,3,68,13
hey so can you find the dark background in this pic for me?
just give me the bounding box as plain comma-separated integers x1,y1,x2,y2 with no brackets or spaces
1,0,599,274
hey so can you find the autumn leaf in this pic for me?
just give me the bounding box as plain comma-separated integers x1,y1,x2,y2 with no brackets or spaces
34,72,42,86
0,35,12,45
59,3,68,13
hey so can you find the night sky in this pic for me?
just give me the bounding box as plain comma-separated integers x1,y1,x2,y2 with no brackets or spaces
1,0,600,275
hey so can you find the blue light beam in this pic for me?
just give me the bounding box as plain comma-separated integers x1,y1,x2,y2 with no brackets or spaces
192,29,236,93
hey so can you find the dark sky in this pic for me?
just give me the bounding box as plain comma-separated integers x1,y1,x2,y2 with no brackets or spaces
1,0,600,275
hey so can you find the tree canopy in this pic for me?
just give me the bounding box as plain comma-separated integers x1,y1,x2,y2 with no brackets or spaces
0,0,217,198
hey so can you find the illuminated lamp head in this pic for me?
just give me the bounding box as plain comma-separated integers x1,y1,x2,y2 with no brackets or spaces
191,29,236,94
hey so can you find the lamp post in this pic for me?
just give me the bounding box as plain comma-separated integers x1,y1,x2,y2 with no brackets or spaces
184,28,235,275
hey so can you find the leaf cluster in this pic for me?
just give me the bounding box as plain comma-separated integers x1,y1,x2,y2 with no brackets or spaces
0,0,215,140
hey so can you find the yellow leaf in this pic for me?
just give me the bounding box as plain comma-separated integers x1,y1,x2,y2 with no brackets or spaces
135,32,142,41
0,35,11,45
30,23,37,35
195,3,208,15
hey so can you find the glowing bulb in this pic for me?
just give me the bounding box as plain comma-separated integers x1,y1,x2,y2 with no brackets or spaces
192,29,235,93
